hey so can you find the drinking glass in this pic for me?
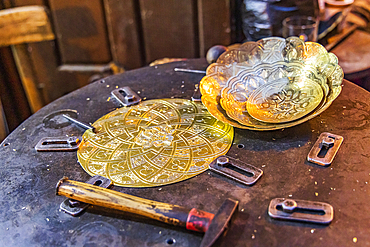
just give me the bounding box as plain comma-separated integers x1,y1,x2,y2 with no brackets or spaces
282,16,319,42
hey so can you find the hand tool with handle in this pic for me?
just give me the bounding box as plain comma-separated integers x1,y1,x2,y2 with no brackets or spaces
56,176,239,247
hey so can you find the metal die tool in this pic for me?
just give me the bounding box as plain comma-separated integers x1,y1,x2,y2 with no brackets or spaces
307,132,344,166
56,176,239,247
35,136,81,151
209,155,263,186
268,198,334,224
63,114,96,133
60,175,113,216
111,86,141,107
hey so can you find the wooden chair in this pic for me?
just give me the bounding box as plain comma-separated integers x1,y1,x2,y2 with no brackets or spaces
0,5,55,113
0,5,55,140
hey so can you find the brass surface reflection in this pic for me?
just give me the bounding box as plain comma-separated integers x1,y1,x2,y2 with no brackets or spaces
77,99,234,187
200,37,343,130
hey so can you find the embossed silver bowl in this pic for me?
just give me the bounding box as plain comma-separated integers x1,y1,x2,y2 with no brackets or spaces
200,37,343,130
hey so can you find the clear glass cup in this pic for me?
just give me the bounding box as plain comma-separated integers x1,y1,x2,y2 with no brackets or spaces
282,16,319,42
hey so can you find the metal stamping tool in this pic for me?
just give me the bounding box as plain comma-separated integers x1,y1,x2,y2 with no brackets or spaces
268,198,334,224
63,114,96,133
307,132,344,166
59,175,113,216
209,155,263,185
35,136,81,151
111,86,141,107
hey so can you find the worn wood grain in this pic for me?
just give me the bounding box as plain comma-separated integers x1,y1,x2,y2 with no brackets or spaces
0,0,237,123
0,4,56,113
1,1,12,8
0,5,54,47
11,0,45,6
139,0,198,64
14,39,97,108
56,178,192,228
11,44,45,112
25,40,66,104
0,98,8,141
198,0,231,57
331,30,370,75
103,0,143,69
0,46,31,130
48,0,112,64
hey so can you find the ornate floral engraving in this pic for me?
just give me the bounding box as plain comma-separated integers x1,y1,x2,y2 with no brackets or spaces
200,37,343,129
77,99,233,187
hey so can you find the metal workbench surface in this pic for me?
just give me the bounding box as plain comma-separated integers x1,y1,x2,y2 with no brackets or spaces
0,59,369,246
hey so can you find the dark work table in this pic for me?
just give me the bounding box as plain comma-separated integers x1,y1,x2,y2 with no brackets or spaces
0,59,369,246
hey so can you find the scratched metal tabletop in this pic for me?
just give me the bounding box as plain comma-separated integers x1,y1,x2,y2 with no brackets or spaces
0,59,369,246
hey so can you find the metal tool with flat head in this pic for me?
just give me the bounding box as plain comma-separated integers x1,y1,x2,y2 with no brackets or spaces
56,176,239,247
200,198,238,247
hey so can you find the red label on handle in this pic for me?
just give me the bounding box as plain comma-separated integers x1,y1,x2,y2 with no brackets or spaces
186,208,214,232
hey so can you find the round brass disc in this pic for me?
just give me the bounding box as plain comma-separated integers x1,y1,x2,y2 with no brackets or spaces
77,99,234,187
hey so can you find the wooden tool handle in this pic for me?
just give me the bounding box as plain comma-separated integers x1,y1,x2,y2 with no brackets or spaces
56,177,214,232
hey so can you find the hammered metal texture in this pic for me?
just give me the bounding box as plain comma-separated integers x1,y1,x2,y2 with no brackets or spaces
200,37,343,130
77,99,234,187
246,77,324,123
220,62,328,124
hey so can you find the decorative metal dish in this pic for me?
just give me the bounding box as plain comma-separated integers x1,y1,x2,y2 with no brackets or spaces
200,37,343,130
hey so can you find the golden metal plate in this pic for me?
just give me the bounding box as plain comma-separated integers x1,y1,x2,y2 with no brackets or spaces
77,99,234,187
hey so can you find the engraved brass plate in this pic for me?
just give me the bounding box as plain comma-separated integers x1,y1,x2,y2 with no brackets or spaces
200,37,343,130
77,99,234,187
246,77,324,123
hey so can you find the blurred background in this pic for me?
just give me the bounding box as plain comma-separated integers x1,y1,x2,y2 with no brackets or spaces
0,0,369,141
